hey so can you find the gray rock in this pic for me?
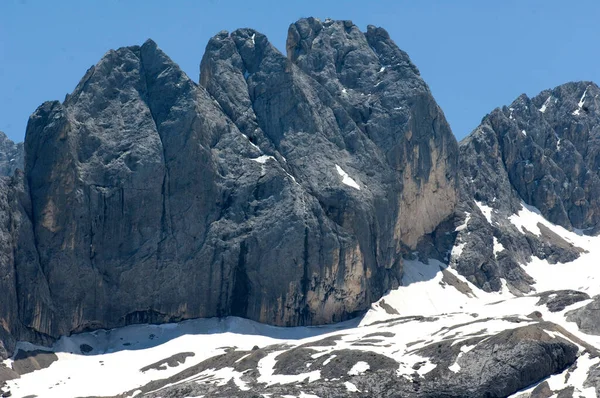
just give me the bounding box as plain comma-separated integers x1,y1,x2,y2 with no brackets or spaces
286,18,459,250
0,363,19,386
452,82,598,293
413,323,578,397
11,349,58,375
585,363,600,396
140,352,195,372
566,295,600,335
0,132,24,177
116,323,578,398
536,290,590,312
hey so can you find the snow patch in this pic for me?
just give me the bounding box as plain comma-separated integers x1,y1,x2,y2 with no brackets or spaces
539,96,552,113
258,351,321,386
572,86,589,116
475,201,494,224
322,354,336,366
252,155,275,164
451,242,467,258
348,361,370,376
455,212,471,232
344,381,360,392
241,134,261,151
335,164,361,190
493,237,505,255
448,358,461,373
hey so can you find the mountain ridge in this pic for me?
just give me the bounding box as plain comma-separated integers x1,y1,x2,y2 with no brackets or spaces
1,17,600,398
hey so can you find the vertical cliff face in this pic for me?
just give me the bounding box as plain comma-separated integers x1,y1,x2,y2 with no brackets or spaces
200,18,458,322
0,18,460,357
286,18,458,250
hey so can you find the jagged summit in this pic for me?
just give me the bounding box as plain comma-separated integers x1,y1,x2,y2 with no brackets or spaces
463,80,600,231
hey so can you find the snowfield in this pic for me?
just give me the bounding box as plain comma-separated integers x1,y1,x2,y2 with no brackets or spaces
3,203,600,397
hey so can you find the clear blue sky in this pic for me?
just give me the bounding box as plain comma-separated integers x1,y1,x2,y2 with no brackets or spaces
1,0,598,142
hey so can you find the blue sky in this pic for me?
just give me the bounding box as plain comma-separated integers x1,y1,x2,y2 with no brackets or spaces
1,0,598,142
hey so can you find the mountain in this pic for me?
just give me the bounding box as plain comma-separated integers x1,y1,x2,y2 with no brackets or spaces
0,18,457,360
2,17,600,398
455,82,600,296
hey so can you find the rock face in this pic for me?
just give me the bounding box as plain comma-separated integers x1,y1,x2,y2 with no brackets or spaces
0,18,458,357
0,131,24,176
469,82,600,231
452,82,599,293
285,18,458,249
566,295,600,335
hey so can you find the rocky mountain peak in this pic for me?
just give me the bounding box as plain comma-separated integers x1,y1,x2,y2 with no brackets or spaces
452,80,600,297
0,131,24,177
467,81,600,232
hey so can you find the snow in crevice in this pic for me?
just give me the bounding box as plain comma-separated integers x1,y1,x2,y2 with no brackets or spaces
521,130,527,136
252,155,275,164
572,86,589,116
242,133,261,151
249,151,298,185
475,201,494,224
493,237,505,256
451,242,467,259
250,33,256,45
298,393,320,398
448,352,463,373
455,212,471,232
322,354,336,366
539,96,552,113
335,164,361,190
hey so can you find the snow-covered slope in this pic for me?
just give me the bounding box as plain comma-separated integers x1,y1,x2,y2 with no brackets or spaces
2,204,600,397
